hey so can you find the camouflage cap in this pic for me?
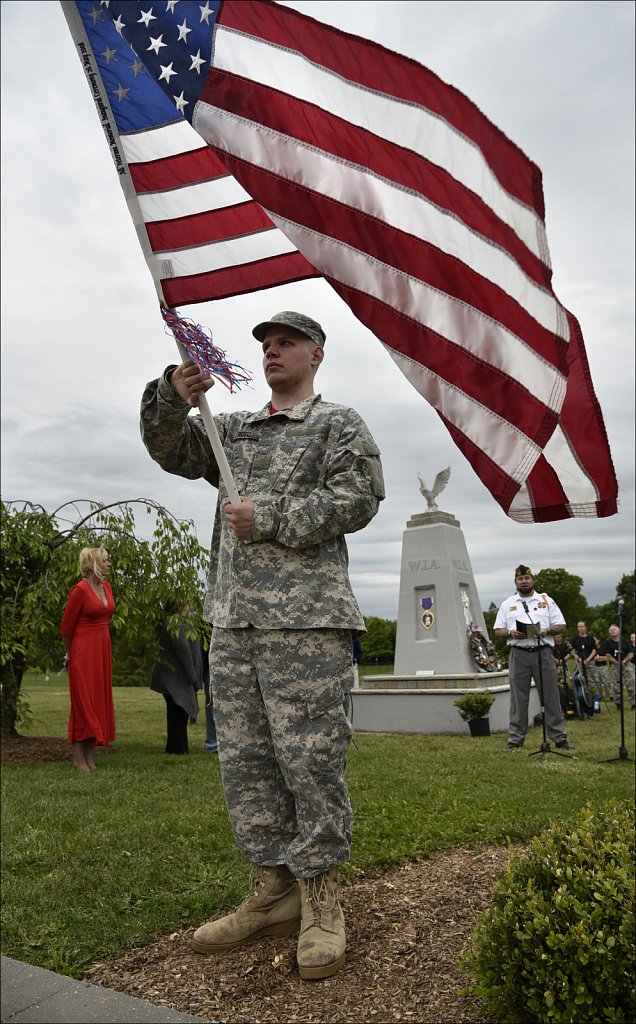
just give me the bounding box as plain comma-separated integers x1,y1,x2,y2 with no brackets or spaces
514,564,534,578
252,311,326,347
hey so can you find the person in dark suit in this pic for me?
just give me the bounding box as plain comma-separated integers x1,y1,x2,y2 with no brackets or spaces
151,603,201,754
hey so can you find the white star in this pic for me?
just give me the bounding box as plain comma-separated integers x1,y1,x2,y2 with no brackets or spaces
147,34,167,55
101,45,118,64
177,19,191,42
167,0,180,11
158,62,178,83
138,8,157,28
189,49,206,74
130,58,146,77
174,91,189,113
114,84,130,102
199,2,214,25
89,5,104,24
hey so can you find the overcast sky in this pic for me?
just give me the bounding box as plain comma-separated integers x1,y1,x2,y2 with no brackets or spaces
1,0,634,618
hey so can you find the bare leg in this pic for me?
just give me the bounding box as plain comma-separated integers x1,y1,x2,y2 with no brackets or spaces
71,742,91,773
83,740,96,770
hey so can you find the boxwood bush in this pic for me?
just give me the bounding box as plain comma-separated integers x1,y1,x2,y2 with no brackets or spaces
460,800,635,1023
454,691,495,721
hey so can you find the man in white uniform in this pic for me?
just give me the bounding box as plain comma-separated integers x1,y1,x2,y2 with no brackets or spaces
494,565,572,750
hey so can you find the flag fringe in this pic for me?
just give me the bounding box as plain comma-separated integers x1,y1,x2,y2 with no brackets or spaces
162,307,252,394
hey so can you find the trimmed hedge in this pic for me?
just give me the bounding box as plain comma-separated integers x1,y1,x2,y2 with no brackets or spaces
460,800,635,1023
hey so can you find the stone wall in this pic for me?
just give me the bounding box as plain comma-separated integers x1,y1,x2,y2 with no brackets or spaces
352,674,541,735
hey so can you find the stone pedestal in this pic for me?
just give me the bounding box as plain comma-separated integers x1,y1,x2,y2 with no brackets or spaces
394,510,488,675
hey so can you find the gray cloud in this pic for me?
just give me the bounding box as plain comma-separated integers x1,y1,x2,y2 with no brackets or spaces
1,1,633,622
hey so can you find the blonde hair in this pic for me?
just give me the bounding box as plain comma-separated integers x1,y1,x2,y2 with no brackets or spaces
79,547,109,581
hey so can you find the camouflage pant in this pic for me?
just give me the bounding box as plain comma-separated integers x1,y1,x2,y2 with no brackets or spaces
209,626,354,877
606,661,636,705
574,661,604,696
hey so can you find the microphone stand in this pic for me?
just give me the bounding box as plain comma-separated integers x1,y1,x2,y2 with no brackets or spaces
521,603,572,760
596,601,634,764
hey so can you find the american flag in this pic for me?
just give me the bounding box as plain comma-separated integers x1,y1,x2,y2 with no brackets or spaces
61,0,618,523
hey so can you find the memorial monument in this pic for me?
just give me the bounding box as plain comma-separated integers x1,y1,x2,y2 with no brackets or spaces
394,468,491,675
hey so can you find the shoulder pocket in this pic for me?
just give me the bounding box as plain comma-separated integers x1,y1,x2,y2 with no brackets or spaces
344,439,385,499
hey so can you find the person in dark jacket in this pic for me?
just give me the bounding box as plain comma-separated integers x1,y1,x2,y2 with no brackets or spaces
151,604,201,754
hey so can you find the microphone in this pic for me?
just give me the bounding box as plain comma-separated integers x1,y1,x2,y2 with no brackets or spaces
521,600,541,640
617,597,625,612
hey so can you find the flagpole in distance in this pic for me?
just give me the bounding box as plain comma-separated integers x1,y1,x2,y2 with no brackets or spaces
61,0,241,505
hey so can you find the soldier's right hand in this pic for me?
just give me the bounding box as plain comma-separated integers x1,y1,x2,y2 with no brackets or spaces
171,359,215,408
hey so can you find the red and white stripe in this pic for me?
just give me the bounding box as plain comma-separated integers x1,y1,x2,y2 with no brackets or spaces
65,0,617,522
120,121,317,304
184,0,615,521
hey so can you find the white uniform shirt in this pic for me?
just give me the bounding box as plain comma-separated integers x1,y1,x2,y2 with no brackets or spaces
494,591,565,648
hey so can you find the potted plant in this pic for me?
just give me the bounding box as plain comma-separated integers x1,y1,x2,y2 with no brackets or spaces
454,692,495,736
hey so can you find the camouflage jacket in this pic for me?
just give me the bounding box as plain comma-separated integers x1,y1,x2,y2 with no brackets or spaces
140,372,385,629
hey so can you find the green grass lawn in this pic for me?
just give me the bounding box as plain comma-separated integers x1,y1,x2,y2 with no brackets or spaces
2,672,634,977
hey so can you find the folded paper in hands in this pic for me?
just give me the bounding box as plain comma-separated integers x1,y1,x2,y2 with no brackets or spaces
516,621,541,638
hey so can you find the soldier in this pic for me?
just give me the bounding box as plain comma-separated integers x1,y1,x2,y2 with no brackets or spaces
569,620,604,701
598,625,635,709
140,312,384,979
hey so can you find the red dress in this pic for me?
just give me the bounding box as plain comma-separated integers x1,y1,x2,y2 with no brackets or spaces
60,579,116,746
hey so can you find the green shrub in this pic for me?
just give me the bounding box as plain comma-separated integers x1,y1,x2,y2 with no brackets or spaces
454,691,495,721
460,800,635,1023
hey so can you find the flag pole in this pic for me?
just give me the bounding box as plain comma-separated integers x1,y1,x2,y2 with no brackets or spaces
61,1,241,505
172,337,241,505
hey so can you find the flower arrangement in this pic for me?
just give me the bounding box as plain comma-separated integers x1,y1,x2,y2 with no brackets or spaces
466,622,505,672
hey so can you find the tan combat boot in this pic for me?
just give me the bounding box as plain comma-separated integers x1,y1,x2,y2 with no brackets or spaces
191,865,301,953
297,867,346,979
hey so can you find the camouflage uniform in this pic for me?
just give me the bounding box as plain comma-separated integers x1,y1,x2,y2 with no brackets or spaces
140,372,384,874
210,626,354,875
618,661,636,706
607,660,636,706
598,637,636,706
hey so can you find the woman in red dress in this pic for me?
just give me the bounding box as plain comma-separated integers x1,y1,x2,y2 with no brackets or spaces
60,547,116,772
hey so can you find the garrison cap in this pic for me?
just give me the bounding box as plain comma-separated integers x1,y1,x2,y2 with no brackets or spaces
252,311,326,347
514,564,534,578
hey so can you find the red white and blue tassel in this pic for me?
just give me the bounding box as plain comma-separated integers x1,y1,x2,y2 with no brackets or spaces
162,307,252,393
161,306,245,502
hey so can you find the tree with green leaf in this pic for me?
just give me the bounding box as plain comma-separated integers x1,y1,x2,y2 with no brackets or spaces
0,499,209,736
532,567,589,631
361,616,397,663
482,602,509,663
615,571,635,633
587,570,635,642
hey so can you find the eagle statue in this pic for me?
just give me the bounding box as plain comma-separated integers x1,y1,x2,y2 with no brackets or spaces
417,467,451,511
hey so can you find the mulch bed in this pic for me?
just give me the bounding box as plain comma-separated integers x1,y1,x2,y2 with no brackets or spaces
4,736,509,1022
85,847,511,1023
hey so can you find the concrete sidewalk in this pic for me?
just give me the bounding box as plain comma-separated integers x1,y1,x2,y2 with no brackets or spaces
1,957,213,1023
